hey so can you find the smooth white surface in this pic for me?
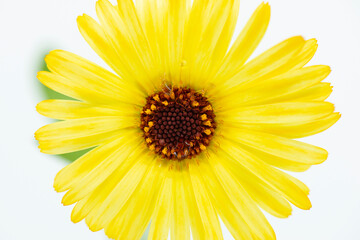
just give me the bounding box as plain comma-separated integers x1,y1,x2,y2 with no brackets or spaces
0,0,359,239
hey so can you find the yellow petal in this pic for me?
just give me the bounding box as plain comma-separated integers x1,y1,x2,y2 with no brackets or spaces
287,82,333,102
96,0,155,92
202,0,241,79
216,65,331,108
234,144,312,172
35,117,134,141
213,36,305,96
85,153,153,231
241,179,293,218
214,149,292,218
204,155,276,239
220,101,334,124
289,38,318,70
45,50,144,101
242,178,293,218
170,170,190,240
136,0,167,71
223,128,328,165
182,0,234,88
137,0,192,86
165,0,191,85
77,14,139,83
37,71,92,104
232,112,340,139
54,136,134,192
71,196,90,223
196,157,255,240
37,71,138,107
214,2,271,82
148,175,173,240
188,161,224,239
104,160,162,240
61,138,143,206
37,100,138,120
35,117,135,154
183,166,207,239
222,143,312,210
70,147,151,226
44,50,144,104
286,174,310,195
116,0,150,60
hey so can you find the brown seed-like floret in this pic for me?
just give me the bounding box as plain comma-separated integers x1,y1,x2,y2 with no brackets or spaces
140,87,216,160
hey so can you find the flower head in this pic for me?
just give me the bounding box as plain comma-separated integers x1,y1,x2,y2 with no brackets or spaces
35,0,339,239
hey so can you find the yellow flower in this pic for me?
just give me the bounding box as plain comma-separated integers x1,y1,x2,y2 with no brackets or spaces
35,0,340,239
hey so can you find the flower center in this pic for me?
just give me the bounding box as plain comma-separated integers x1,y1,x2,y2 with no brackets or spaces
140,87,216,160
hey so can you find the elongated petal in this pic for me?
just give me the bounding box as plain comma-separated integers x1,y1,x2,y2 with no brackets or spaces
38,66,140,106
202,0,241,79
70,148,150,225
214,149,292,218
96,0,156,91
182,0,234,88
136,0,191,85
77,14,139,83
165,0,192,85
214,3,271,82
232,112,340,139
36,117,135,141
223,128,328,165
188,161,224,239
215,65,331,108
135,0,167,71
71,196,91,224
212,36,305,97
37,71,95,104
37,100,138,120
53,136,133,192
241,177,293,218
204,155,276,239
104,160,161,240
170,171,191,240
286,174,310,195
35,117,137,154
235,143,312,172
183,169,206,240
220,102,334,124
289,38,318,70
85,152,152,231
197,156,259,239
61,138,142,205
116,0,151,64
287,82,333,102
45,50,144,104
148,176,173,240
221,142,312,210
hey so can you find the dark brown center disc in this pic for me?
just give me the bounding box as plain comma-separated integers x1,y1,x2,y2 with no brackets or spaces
140,87,216,160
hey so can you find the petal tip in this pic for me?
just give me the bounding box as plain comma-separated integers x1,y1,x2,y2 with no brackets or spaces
37,71,48,80
71,208,84,224
35,102,44,115
86,220,104,233
264,2,271,8
76,14,87,25
308,38,318,44
336,112,342,120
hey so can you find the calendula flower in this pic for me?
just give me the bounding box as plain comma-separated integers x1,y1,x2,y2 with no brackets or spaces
35,0,339,239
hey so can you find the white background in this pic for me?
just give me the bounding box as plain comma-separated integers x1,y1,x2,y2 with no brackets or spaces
1,0,359,239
